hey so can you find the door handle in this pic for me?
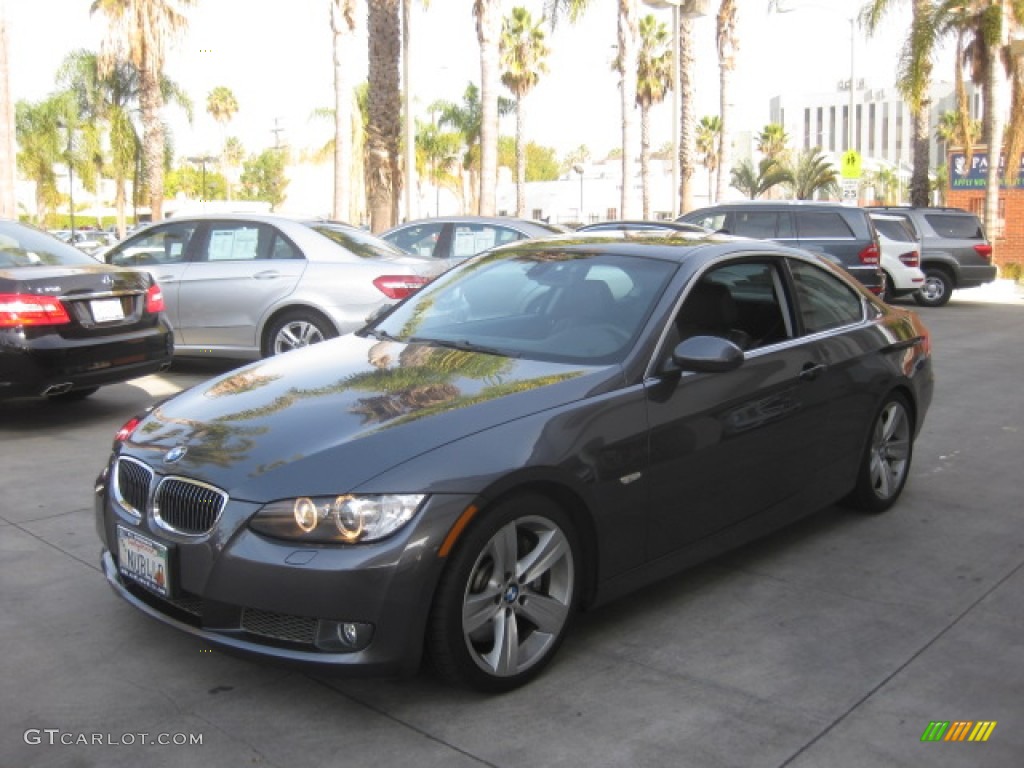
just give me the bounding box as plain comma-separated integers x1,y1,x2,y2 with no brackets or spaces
800,362,826,381
156,275,176,282
254,270,281,280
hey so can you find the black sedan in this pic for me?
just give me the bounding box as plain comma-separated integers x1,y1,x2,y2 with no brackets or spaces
95,232,932,691
1,220,173,401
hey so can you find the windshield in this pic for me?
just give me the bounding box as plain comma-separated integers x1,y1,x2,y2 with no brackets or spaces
0,222,101,268
370,248,676,364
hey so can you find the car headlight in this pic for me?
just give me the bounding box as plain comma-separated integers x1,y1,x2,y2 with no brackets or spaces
249,494,426,544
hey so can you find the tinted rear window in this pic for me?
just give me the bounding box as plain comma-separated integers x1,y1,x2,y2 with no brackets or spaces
309,223,409,259
0,222,100,268
795,211,854,238
924,214,984,240
872,218,916,243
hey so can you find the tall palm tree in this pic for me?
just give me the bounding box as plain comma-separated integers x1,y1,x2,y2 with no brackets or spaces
679,13,697,213
90,0,194,222
474,0,502,217
415,118,462,213
861,0,936,207
715,0,738,203
635,14,671,219
548,0,640,218
15,94,75,224
331,0,357,222
696,114,721,204
367,0,402,231
206,86,237,128
756,122,790,162
500,6,549,217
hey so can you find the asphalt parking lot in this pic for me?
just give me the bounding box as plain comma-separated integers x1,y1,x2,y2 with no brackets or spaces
2,283,1022,768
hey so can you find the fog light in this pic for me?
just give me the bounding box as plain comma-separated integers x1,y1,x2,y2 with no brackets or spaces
314,620,374,652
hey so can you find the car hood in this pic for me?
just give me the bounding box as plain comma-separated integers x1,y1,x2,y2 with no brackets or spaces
121,335,617,500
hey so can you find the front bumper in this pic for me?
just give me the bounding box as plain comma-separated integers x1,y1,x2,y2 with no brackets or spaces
95,468,474,676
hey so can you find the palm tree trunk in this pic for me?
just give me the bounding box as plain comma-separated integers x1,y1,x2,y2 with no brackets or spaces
983,0,1011,254
909,0,932,206
140,66,165,221
0,14,16,219
367,0,401,232
640,104,650,219
332,0,357,223
476,0,501,216
618,0,640,219
679,16,696,214
716,0,737,203
516,97,526,217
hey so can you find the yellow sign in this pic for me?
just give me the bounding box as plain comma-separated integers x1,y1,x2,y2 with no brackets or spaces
841,150,862,179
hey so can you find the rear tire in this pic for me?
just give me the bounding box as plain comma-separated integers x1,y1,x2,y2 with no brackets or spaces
262,310,337,357
913,267,953,307
427,494,580,692
845,392,914,513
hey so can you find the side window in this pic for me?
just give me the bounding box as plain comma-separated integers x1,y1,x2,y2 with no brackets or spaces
268,230,303,260
686,212,727,231
108,222,196,266
730,211,783,239
674,260,791,351
795,211,854,239
382,222,444,258
789,260,864,333
201,223,264,262
451,224,513,259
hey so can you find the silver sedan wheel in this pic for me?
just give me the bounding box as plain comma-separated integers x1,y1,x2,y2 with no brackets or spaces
868,400,911,501
273,319,325,354
461,515,575,678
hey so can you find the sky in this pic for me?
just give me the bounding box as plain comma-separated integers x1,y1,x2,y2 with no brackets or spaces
2,0,947,166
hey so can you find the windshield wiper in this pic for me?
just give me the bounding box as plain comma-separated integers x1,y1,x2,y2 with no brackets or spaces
408,336,519,358
360,328,404,342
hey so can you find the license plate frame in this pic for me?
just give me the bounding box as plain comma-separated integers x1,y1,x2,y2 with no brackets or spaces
91,298,125,323
116,525,172,598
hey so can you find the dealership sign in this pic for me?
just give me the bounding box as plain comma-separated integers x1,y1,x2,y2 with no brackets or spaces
949,151,1024,189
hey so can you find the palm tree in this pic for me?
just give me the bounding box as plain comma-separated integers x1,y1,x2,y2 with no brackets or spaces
756,123,790,162
867,165,900,204
415,118,462,213
15,96,64,224
222,135,245,204
547,0,641,219
730,157,791,200
679,13,697,213
331,0,357,222
500,6,549,218
696,114,721,204
367,0,402,231
474,0,503,217
635,14,672,219
206,86,237,128
860,0,936,208
715,0,738,202
935,108,980,160
90,0,194,222
785,148,839,201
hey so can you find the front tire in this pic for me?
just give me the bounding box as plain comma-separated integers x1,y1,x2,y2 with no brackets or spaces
262,310,337,357
428,494,580,692
914,267,954,307
845,392,914,513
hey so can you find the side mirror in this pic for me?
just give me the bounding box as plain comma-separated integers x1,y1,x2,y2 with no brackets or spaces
668,335,744,374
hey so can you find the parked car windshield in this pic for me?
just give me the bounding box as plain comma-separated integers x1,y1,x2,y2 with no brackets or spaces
370,249,677,364
0,222,101,268
307,222,411,260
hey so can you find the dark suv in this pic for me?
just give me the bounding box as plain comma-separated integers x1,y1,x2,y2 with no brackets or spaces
867,206,995,307
678,202,883,293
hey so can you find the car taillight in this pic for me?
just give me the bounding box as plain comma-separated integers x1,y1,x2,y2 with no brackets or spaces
373,275,429,300
899,250,920,268
114,416,141,443
858,243,880,265
0,293,71,327
145,283,166,313
974,243,993,260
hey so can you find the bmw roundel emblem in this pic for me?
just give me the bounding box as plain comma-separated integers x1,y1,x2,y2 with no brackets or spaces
164,445,188,464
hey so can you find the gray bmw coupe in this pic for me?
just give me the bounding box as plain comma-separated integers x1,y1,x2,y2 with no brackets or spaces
95,231,933,691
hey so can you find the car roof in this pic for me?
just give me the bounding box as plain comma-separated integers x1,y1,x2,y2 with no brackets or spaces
384,216,561,233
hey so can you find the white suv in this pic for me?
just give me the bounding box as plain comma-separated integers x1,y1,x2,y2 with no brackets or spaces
870,213,925,302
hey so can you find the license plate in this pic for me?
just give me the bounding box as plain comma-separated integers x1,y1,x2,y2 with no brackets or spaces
91,298,125,322
117,526,171,597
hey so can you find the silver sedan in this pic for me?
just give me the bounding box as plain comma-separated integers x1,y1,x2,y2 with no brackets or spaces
103,214,445,359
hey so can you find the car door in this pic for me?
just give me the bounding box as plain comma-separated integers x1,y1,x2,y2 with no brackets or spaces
643,256,840,559
175,221,306,350
104,221,199,345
